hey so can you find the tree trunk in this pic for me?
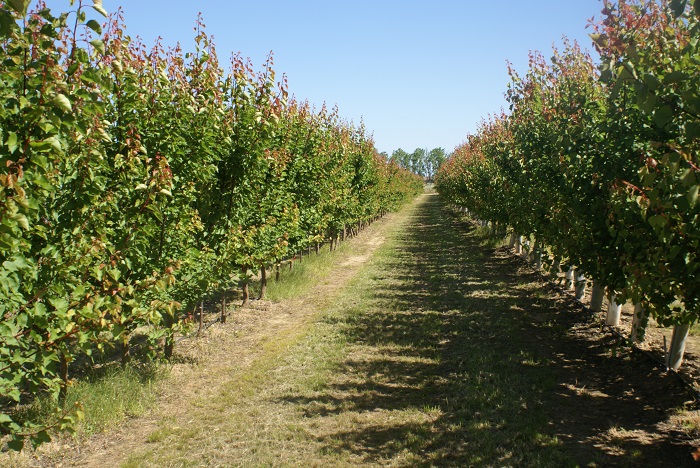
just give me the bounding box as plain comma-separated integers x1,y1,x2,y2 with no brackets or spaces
59,351,69,406
515,235,522,254
259,265,267,300
531,239,541,269
574,269,586,301
509,232,517,248
121,331,130,366
667,323,690,371
221,291,227,324
551,256,561,278
521,240,530,260
315,242,320,255
631,303,648,343
197,300,204,336
565,266,575,290
589,281,605,312
606,293,622,326
242,266,249,306
164,313,175,359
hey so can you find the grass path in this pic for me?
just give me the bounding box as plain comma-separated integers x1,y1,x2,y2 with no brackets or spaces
37,193,699,466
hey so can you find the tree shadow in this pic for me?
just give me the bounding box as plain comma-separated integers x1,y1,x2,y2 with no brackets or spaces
278,194,698,466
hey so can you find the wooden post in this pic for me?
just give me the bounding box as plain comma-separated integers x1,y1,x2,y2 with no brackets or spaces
275,263,281,281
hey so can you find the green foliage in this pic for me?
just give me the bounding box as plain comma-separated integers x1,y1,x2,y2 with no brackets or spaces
436,0,700,336
391,146,446,179
0,1,422,448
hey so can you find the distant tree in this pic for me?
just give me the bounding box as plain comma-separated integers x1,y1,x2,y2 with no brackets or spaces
425,147,446,180
390,147,446,179
410,148,427,176
391,148,411,171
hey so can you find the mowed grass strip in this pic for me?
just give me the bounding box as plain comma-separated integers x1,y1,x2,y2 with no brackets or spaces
122,193,575,467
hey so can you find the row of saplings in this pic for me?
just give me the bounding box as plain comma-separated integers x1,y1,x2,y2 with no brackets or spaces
190,217,380,335
463,209,689,372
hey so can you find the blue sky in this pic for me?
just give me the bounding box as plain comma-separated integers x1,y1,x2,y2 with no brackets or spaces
45,1,604,154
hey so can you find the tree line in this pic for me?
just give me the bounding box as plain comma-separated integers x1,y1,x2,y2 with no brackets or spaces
0,0,423,448
436,0,699,370
386,147,447,181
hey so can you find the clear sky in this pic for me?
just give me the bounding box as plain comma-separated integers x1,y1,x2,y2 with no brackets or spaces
43,1,604,154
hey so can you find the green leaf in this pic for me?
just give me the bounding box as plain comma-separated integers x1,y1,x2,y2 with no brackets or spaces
31,430,51,446
6,132,18,153
7,436,24,452
653,105,674,128
89,39,105,55
92,2,108,17
7,0,31,16
12,213,29,230
663,70,689,85
686,121,700,140
648,214,668,232
670,0,687,17
688,185,699,208
86,19,102,34
53,94,72,113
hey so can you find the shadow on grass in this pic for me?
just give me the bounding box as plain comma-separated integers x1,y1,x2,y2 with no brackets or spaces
280,194,697,467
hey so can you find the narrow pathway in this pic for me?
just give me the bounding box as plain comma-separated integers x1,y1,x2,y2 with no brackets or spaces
42,193,699,466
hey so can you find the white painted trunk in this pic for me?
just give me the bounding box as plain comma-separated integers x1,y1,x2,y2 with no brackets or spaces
509,232,517,248
574,270,586,300
667,323,691,371
606,293,622,326
630,303,648,343
521,240,530,259
550,256,561,278
565,266,575,290
589,281,605,312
